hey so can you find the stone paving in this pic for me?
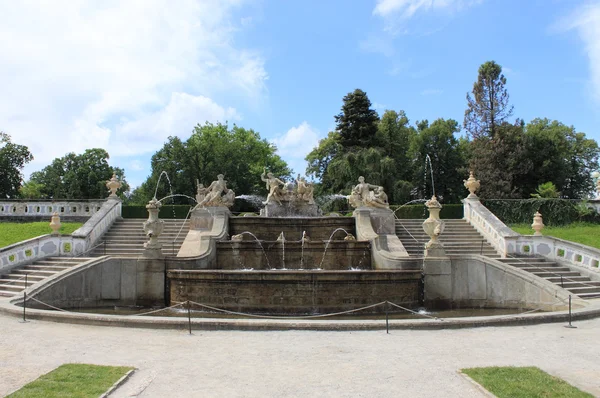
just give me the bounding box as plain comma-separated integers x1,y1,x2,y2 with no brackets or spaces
1,313,599,397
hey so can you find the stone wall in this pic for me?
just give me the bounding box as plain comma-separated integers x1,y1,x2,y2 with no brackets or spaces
229,216,355,241
168,270,422,314
216,240,371,270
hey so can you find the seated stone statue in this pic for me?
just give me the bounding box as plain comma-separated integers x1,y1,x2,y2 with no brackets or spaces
367,186,389,209
348,176,381,208
296,174,315,205
196,174,235,208
261,169,286,205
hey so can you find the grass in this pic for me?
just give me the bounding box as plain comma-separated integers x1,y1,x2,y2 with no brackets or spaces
510,222,600,250
6,363,134,398
462,366,593,398
0,222,83,248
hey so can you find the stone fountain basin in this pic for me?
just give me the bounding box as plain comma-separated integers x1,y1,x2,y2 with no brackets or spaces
228,216,356,241
167,269,422,315
216,240,371,271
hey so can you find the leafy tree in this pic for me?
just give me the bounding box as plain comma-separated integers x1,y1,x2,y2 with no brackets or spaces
30,149,129,199
523,118,599,199
470,121,531,198
305,131,342,195
19,180,45,199
409,119,467,203
464,61,514,139
130,122,291,204
0,132,33,198
334,89,379,147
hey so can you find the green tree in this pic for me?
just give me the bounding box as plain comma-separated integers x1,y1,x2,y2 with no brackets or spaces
0,132,33,198
334,89,379,148
30,149,129,199
523,118,599,199
409,119,467,203
19,180,45,199
469,121,531,198
131,122,291,204
464,61,514,139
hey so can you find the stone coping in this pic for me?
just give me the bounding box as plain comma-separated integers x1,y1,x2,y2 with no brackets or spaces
1,293,598,331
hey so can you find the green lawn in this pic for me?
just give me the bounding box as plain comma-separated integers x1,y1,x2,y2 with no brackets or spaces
510,222,600,249
462,366,593,398
0,222,83,248
6,364,134,398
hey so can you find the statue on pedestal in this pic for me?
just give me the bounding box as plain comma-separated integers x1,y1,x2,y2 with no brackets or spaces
348,176,384,209
195,174,235,208
296,174,315,204
261,169,286,205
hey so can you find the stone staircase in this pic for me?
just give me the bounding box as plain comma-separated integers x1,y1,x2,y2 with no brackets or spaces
497,256,600,300
395,219,500,257
89,218,189,257
0,257,93,298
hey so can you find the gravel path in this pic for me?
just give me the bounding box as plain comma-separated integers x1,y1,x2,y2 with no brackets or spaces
1,314,599,397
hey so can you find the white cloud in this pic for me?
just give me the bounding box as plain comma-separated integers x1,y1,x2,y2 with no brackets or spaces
129,160,145,172
0,0,266,176
272,122,321,175
558,3,600,101
373,0,481,18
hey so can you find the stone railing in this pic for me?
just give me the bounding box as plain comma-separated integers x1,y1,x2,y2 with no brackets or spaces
0,199,106,218
0,199,122,274
508,235,600,275
463,198,519,257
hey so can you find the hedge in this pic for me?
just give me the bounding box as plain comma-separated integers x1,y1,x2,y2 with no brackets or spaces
481,199,600,226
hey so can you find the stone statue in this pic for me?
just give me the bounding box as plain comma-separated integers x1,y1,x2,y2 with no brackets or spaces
196,174,235,208
368,186,389,209
348,176,382,208
195,179,208,204
261,168,286,205
296,174,315,205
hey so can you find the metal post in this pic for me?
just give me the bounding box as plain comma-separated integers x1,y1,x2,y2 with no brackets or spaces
104,240,107,256
187,301,192,335
480,240,484,255
565,295,577,329
385,301,389,334
560,275,564,288
23,291,26,322
25,273,28,288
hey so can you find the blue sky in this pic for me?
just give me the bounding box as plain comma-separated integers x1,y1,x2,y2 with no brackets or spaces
1,0,599,189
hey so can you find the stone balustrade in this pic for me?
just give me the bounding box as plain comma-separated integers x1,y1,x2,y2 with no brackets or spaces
463,198,519,257
0,199,122,274
0,200,105,219
508,235,600,274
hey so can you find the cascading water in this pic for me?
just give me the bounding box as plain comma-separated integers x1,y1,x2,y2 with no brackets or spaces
318,228,353,269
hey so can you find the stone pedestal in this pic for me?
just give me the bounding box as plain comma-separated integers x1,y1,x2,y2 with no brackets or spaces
136,258,165,307
260,201,320,217
352,207,395,235
190,207,230,230
423,258,452,309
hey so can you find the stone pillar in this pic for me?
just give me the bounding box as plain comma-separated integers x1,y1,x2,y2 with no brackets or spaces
422,196,446,257
531,211,544,236
423,258,453,309
142,198,164,259
49,212,61,236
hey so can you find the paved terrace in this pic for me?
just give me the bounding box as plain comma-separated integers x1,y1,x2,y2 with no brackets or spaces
1,313,599,397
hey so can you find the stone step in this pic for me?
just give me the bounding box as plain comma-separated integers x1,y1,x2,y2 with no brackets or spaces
506,262,560,269
0,290,17,297
567,286,600,294
546,276,590,283
534,271,582,278
12,269,57,276
576,292,600,299
559,281,600,288
520,266,572,273
498,258,556,264
0,279,27,286
0,284,24,292
1,274,45,281
24,265,70,272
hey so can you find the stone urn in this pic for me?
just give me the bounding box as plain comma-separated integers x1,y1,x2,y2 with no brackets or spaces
531,211,544,236
106,174,122,198
422,196,445,255
463,171,480,199
49,212,61,236
143,198,164,250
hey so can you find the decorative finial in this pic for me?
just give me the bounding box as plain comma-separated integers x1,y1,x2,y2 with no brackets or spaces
463,171,481,199
531,211,544,236
106,173,122,198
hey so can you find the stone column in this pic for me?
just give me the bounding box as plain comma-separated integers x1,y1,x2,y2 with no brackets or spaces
142,198,164,259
